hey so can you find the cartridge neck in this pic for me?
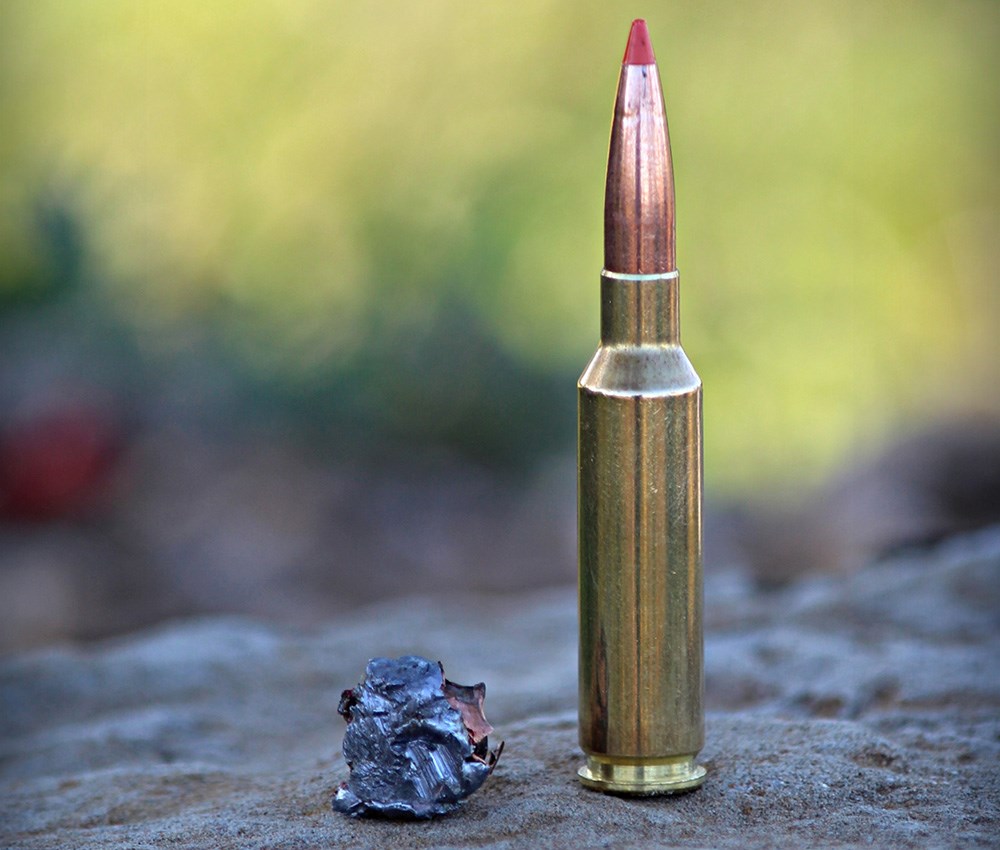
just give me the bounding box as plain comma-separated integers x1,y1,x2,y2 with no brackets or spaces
600,270,680,346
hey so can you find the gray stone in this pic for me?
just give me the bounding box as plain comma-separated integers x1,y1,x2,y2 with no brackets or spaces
1,527,998,848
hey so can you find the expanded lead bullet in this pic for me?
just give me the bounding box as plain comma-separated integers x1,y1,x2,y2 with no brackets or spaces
577,19,706,795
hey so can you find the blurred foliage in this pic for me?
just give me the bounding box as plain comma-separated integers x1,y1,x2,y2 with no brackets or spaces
1,1,998,491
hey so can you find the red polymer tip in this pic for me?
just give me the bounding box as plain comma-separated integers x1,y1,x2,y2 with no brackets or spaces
623,19,655,65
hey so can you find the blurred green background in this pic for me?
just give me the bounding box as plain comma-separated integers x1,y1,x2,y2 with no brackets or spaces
2,0,998,494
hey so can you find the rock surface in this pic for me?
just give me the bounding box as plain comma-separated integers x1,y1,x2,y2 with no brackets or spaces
2,527,998,849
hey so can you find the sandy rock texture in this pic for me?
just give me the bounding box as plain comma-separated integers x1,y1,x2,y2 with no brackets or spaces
2,527,998,849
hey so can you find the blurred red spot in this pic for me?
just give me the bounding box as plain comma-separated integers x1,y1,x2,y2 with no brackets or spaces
0,407,120,520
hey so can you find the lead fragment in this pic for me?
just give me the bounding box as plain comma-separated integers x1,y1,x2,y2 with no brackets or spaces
332,655,502,818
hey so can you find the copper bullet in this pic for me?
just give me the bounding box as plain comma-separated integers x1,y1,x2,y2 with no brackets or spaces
578,19,706,795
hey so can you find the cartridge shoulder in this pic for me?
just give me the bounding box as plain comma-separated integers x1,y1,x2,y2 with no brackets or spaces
578,344,701,398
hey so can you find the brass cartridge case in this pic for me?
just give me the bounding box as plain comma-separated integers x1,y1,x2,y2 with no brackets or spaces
577,269,705,794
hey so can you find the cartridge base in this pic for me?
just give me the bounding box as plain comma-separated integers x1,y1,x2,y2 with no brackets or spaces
578,755,706,796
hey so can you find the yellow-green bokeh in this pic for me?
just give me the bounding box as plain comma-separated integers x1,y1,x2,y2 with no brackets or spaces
1,1,997,493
